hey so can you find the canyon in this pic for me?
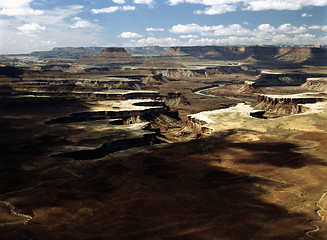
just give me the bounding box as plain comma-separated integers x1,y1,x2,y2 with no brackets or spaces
0,46,327,240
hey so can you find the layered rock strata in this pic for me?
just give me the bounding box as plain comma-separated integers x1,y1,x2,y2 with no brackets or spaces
163,46,327,64
95,47,132,58
302,77,327,93
254,72,309,87
255,93,327,115
153,65,250,78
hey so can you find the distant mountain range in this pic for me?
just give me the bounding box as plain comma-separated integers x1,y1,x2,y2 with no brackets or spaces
4,45,327,66
29,46,169,59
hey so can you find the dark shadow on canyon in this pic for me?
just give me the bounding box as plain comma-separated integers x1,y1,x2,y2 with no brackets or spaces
0,133,322,239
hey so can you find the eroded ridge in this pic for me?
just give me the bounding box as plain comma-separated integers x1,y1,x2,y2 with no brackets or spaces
0,201,32,226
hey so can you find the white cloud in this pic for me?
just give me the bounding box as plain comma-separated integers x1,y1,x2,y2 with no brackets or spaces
308,25,327,31
122,6,136,11
0,4,105,54
245,1,301,11
146,27,165,31
278,24,306,34
166,0,327,14
296,33,316,39
309,25,322,30
186,38,219,45
72,17,82,21
0,0,32,8
0,8,43,16
17,23,46,35
167,0,184,5
70,20,92,29
180,34,199,38
301,13,312,17
90,6,119,14
113,0,125,4
211,24,252,36
136,37,182,46
119,32,143,38
0,0,44,16
167,22,325,46
257,24,276,33
170,23,252,36
194,4,237,15
133,0,155,7
170,23,213,34
90,5,135,14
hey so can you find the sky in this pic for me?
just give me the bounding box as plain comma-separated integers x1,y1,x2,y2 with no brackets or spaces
0,0,326,54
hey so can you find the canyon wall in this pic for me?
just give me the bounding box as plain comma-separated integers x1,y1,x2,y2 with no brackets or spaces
302,78,327,93
255,93,326,115
163,46,327,65
153,65,248,78
253,72,309,87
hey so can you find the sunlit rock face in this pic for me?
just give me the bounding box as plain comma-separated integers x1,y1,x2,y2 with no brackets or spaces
302,78,327,93
255,93,327,115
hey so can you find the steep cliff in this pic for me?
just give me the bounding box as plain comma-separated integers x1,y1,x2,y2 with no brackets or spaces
162,46,327,65
255,93,326,116
254,72,309,87
78,47,137,64
163,46,253,60
30,47,102,59
95,47,132,58
302,78,327,93
153,65,247,78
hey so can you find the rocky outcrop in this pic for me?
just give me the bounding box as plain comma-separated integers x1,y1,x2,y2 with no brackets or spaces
302,78,327,93
187,116,213,136
153,65,246,79
140,74,168,86
163,92,190,107
237,81,262,95
53,133,162,160
45,106,167,124
73,47,87,53
125,46,169,56
255,93,327,115
275,47,327,65
254,72,310,87
95,47,132,58
163,46,253,60
78,47,137,64
154,69,206,78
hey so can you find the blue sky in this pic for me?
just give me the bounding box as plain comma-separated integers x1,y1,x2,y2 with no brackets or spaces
0,0,326,54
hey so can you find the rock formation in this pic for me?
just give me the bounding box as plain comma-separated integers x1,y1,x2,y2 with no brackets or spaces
72,47,87,53
153,65,247,79
255,93,327,116
125,46,169,56
30,47,102,59
95,47,132,58
163,92,190,107
162,46,327,65
254,72,310,87
302,77,327,93
237,81,262,95
78,47,136,64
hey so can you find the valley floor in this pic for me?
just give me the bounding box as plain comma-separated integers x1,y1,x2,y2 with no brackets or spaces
0,59,327,239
